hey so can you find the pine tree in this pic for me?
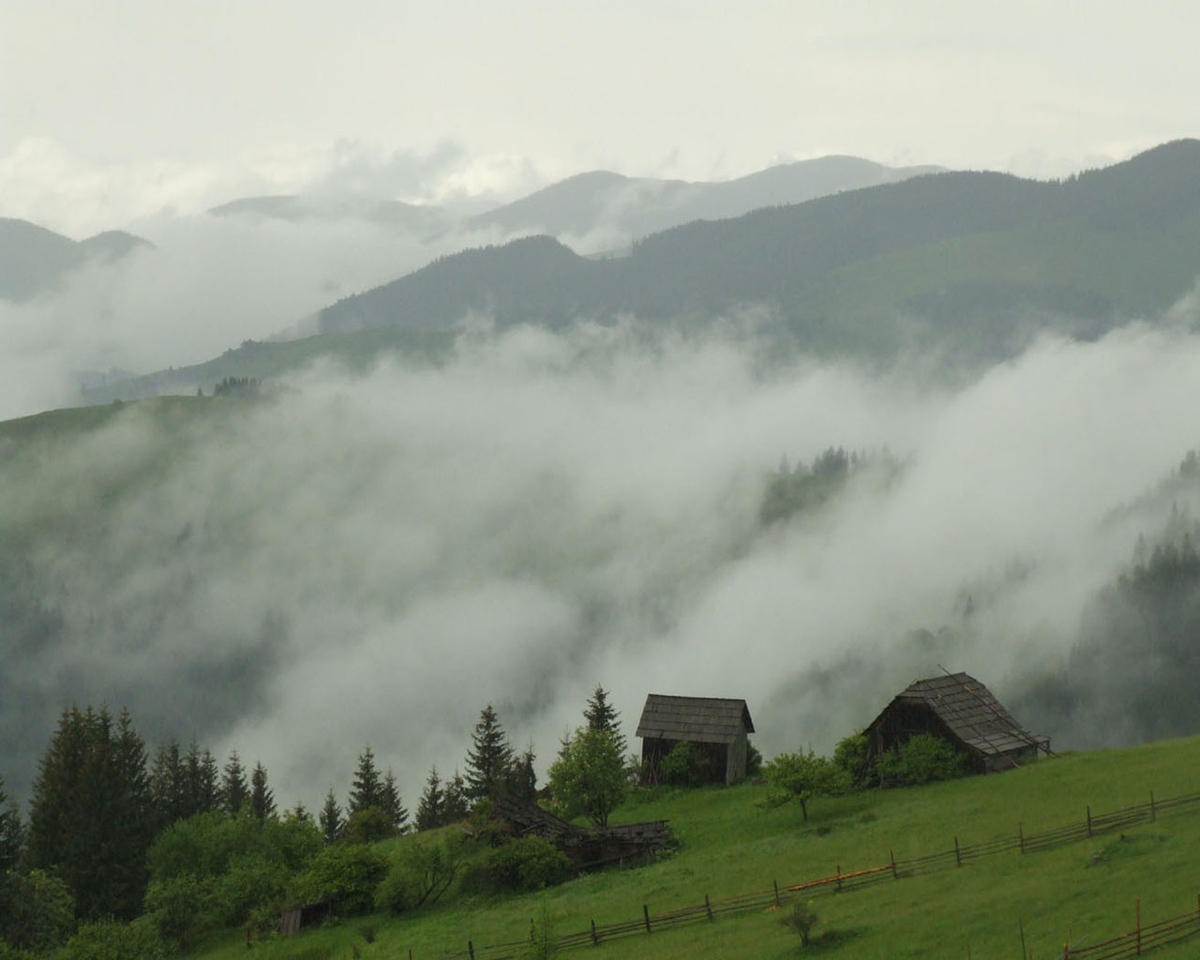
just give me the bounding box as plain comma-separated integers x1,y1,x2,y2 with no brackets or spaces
380,770,408,832
318,789,342,844
0,772,24,875
249,762,275,821
151,739,186,826
415,766,444,831
195,747,221,815
508,745,537,801
443,770,469,822
288,800,312,824
107,708,154,919
465,705,514,800
221,751,248,815
348,746,382,816
584,685,626,755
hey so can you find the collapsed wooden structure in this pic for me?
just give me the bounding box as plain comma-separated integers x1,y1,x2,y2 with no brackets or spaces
863,672,1050,773
636,694,755,786
279,898,332,936
491,795,672,870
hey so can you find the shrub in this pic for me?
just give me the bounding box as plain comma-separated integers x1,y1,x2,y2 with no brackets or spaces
746,742,764,777
474,837,573,893
658,741,711,788
874,734,967,786
0,869,75,953
294,844,388,916
375,836,469,914
832,734,869,782
781,900,819,946
54,918,167,960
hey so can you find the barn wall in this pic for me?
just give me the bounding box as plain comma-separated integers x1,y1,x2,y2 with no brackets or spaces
725,731,748,785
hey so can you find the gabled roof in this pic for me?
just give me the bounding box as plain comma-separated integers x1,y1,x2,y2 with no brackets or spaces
874,672,1037,757
636,694,754,744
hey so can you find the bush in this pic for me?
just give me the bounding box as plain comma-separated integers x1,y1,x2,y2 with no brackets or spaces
832,734,869,782
472,837,573,893
780,900,819,946
55,918,167,960
294,844,388,916
0,870,75,953
874,734,967,786
658,741,711,788
746,742,764,777
144,874,213,951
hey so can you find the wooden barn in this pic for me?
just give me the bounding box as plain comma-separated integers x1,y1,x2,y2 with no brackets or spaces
864,672,1049,774
636,694,755,786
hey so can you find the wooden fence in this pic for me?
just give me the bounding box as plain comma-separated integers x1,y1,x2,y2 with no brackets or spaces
1063,896,1200,959
421,787,1200,960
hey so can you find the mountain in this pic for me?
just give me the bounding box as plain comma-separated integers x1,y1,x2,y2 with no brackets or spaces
463,156,944,239
208,194,454,237
0,218,150,300
318,140,1200,362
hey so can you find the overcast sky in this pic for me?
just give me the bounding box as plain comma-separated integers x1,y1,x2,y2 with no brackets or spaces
3,1,1200,235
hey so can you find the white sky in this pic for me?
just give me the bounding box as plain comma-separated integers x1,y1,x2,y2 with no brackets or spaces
3,0,1200,234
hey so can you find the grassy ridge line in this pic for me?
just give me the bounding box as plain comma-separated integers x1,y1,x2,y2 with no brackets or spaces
193,736,1200,960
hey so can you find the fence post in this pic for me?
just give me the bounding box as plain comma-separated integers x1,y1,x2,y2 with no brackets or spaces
1019,918,1027,959
591,919,598,945
643,904,651,933
890,849,898,879
1086,805,1093,838
1018,823,1025,854
468,941,475,960
705,894,713,921
774,879,781,906
1150,790,1157,822
836,864,842,892
954,835,962,867
1136,898,1141,956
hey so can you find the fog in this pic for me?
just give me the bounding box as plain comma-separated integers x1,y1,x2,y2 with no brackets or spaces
4,312,1200,810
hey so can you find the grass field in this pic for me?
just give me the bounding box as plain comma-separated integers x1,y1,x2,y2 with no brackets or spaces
190,735,1200,960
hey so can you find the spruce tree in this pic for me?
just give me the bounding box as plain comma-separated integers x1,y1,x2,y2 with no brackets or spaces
348,746,382,815
318,788,342,844
508,745,537,801
151,739,185,826
0,772,24,875
221,751,249,815
584,685,626,755
195,747,221,815
443,770,469,822
464,704,514,800
380,770,408,832
107,708,154,919
415,766,444,831
249,762,275,821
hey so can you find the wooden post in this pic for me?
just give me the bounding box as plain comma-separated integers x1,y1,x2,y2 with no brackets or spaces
468,941,475,960
954,835,962,867
1136,898,1141,956
1019,918,1027,960
890,849,898,879
643,904,651,933
1150,790,1156,821
836,864,842,892
590,919,598,945
1063,942,1070,960
409,951,413,960
1086,805,1093,838
705,894,713,921
774,879,781,907
1018,823,1025,854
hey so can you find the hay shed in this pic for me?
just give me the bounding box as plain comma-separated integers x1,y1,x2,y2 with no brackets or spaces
636,694,755,785
863,672,1049,774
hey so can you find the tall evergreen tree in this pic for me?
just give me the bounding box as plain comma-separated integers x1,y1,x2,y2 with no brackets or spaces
28,705,152,921
249,762,275,821
464,705,514,800
151,739,186,826
194,747,221,815
0,772,24,876
443,770,469,822
415,766,444,831
221,751,249,815
584,685,626,755
379,770,408,832
508,744,537,801
348,746,383,816
318,789,342,844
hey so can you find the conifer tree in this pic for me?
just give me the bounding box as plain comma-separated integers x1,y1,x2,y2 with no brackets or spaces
288,800,312,824
151,739,186,826
107,708,154,919
249,762,275,821
195,747,221,815
0,772,24,876
318,789,342,844
584,685,626,755
348,746,383,816
380,770,408,832
465,705,514,800
221,751,249,815
443,770,469,822
508,745,537,801
415,766,444,831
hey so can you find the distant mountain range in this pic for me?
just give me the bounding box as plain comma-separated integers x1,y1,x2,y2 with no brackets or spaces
0,218,150,301
80,141,1200,402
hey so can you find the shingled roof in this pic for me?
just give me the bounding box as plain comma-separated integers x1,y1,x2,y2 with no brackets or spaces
636,694,754,745
882,672,1037,757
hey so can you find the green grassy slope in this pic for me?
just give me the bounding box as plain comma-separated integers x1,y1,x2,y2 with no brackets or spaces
194,736,1200,960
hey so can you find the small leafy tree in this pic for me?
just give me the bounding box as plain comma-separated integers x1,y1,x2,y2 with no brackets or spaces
874,734,967,787
375,835,470,913
295,843,388,916
761,748,851,821
658,741,710,788
780,900,819,946
342,806,393,845
548,727,627,827
832,734,869,783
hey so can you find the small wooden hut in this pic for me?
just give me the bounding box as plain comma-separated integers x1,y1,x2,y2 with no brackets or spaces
636,694,755,786
863,672,1049,774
